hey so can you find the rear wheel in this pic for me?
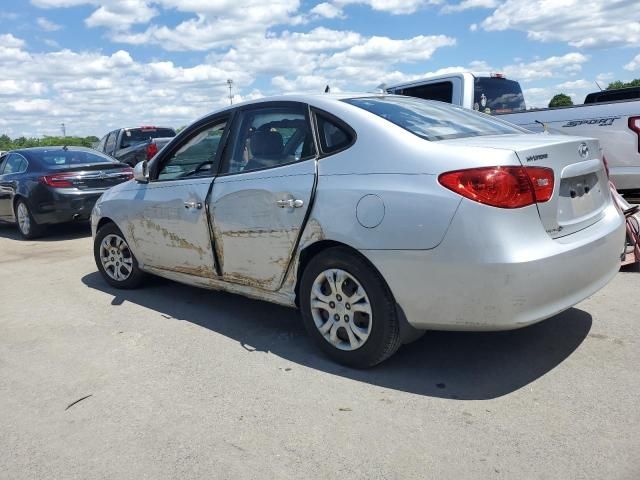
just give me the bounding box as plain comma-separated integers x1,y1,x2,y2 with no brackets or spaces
94,223,145,289
15,199,44,239
299,247,401,368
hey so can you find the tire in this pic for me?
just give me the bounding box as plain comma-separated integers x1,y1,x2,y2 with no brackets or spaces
94,223,145,289
299,247,401,368
15,199,45,239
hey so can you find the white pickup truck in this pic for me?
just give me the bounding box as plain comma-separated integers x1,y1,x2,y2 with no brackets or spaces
386,72,640,192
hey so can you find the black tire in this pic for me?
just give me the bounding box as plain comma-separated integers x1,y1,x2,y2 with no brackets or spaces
15,198,45,239
94,222,145,289
299,246,401,368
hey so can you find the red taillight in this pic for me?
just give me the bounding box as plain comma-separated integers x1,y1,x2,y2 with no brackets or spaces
629,116,640,153
438,166,554,208
39,172,75,188
146,142,158,160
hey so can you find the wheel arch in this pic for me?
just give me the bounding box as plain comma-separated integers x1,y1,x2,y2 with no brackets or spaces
294,239,423,344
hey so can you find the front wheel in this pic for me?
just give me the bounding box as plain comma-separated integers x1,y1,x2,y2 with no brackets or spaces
299,247,401,368
94,223,145,289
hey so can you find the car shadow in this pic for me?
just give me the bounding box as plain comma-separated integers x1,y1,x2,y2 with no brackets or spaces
81,271,592,400
0,222,91,241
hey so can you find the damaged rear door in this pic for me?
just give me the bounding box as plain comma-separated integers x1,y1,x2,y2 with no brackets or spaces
210,102,317,291
130,117,229,278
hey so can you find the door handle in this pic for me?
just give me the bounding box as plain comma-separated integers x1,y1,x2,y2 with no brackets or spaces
276,199,304,208
184,201,203,210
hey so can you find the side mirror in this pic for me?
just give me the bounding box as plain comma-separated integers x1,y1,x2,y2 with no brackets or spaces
133,160,149,183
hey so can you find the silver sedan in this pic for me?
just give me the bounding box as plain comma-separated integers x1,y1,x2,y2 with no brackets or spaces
91,94,625,367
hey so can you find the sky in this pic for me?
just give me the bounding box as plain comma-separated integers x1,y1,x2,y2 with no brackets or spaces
0,0,639,138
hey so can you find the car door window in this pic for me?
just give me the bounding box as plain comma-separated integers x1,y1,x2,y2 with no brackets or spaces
104,132,117,155
221,105,316,175
2,154,27,174
156,121,227,181
0,155,7,174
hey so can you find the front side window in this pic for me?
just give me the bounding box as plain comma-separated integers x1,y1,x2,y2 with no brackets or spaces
221,105,315,175
156,121,227,181
344,96,526,141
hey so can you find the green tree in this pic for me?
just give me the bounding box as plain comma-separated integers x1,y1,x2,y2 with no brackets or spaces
548,93,573,108
607,79,640,90
0,134,101,150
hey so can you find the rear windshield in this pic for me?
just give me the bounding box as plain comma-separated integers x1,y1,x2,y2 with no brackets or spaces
34,150,120,168
344,96,526,141
122,128,176,148
474,77,526,114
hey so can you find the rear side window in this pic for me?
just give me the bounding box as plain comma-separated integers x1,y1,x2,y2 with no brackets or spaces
316,113,354,154
344,96,526,141
2,154,28,174
36,150,119,168
397,81,453,103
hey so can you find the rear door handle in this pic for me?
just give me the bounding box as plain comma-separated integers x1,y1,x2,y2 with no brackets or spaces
276,199,304,208
184,201,203,210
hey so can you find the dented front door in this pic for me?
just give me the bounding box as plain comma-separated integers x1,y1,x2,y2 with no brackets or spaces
129,178,216,278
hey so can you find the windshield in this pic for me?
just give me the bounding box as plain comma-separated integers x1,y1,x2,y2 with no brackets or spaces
473,77,526,114
35,149,120,168
344,96,526,141
122,128,176,148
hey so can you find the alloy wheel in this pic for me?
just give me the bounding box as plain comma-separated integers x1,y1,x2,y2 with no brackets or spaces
16,203,30,235
99,234,134,281
309,268,373,351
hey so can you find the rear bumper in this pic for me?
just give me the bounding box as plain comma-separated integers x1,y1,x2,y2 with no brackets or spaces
31,188,104,225
611,166,640,192
362,200,626,331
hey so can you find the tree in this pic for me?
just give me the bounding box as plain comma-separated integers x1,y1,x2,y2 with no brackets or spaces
606,79,640,90
548,93,573,108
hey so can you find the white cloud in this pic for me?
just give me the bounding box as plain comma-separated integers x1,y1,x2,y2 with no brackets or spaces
310,2,345,18
481,0,640,48
502,53,589,82
624,54,640,72
36,17,62,31
441,0,498,14
0,33,26,49
555,79,592,90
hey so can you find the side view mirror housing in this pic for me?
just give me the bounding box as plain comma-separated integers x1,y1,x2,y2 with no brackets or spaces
133,160,149,183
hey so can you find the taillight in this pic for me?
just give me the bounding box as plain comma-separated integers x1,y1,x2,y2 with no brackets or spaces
39,172,75,188
438,166,554,208
146,142,158,160
629,116,640,153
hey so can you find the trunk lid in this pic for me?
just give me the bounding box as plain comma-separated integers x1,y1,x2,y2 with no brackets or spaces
440,134,609,238
49,162,133,190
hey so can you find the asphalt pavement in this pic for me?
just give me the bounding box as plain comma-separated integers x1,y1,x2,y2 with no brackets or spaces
0,222,638,479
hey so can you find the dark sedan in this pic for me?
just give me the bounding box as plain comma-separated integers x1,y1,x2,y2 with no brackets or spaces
0,147,133,238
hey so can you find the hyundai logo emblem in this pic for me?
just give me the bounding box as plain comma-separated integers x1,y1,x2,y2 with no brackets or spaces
578,143,589,159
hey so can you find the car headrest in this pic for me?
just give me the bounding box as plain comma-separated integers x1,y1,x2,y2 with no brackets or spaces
251,130,284,157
